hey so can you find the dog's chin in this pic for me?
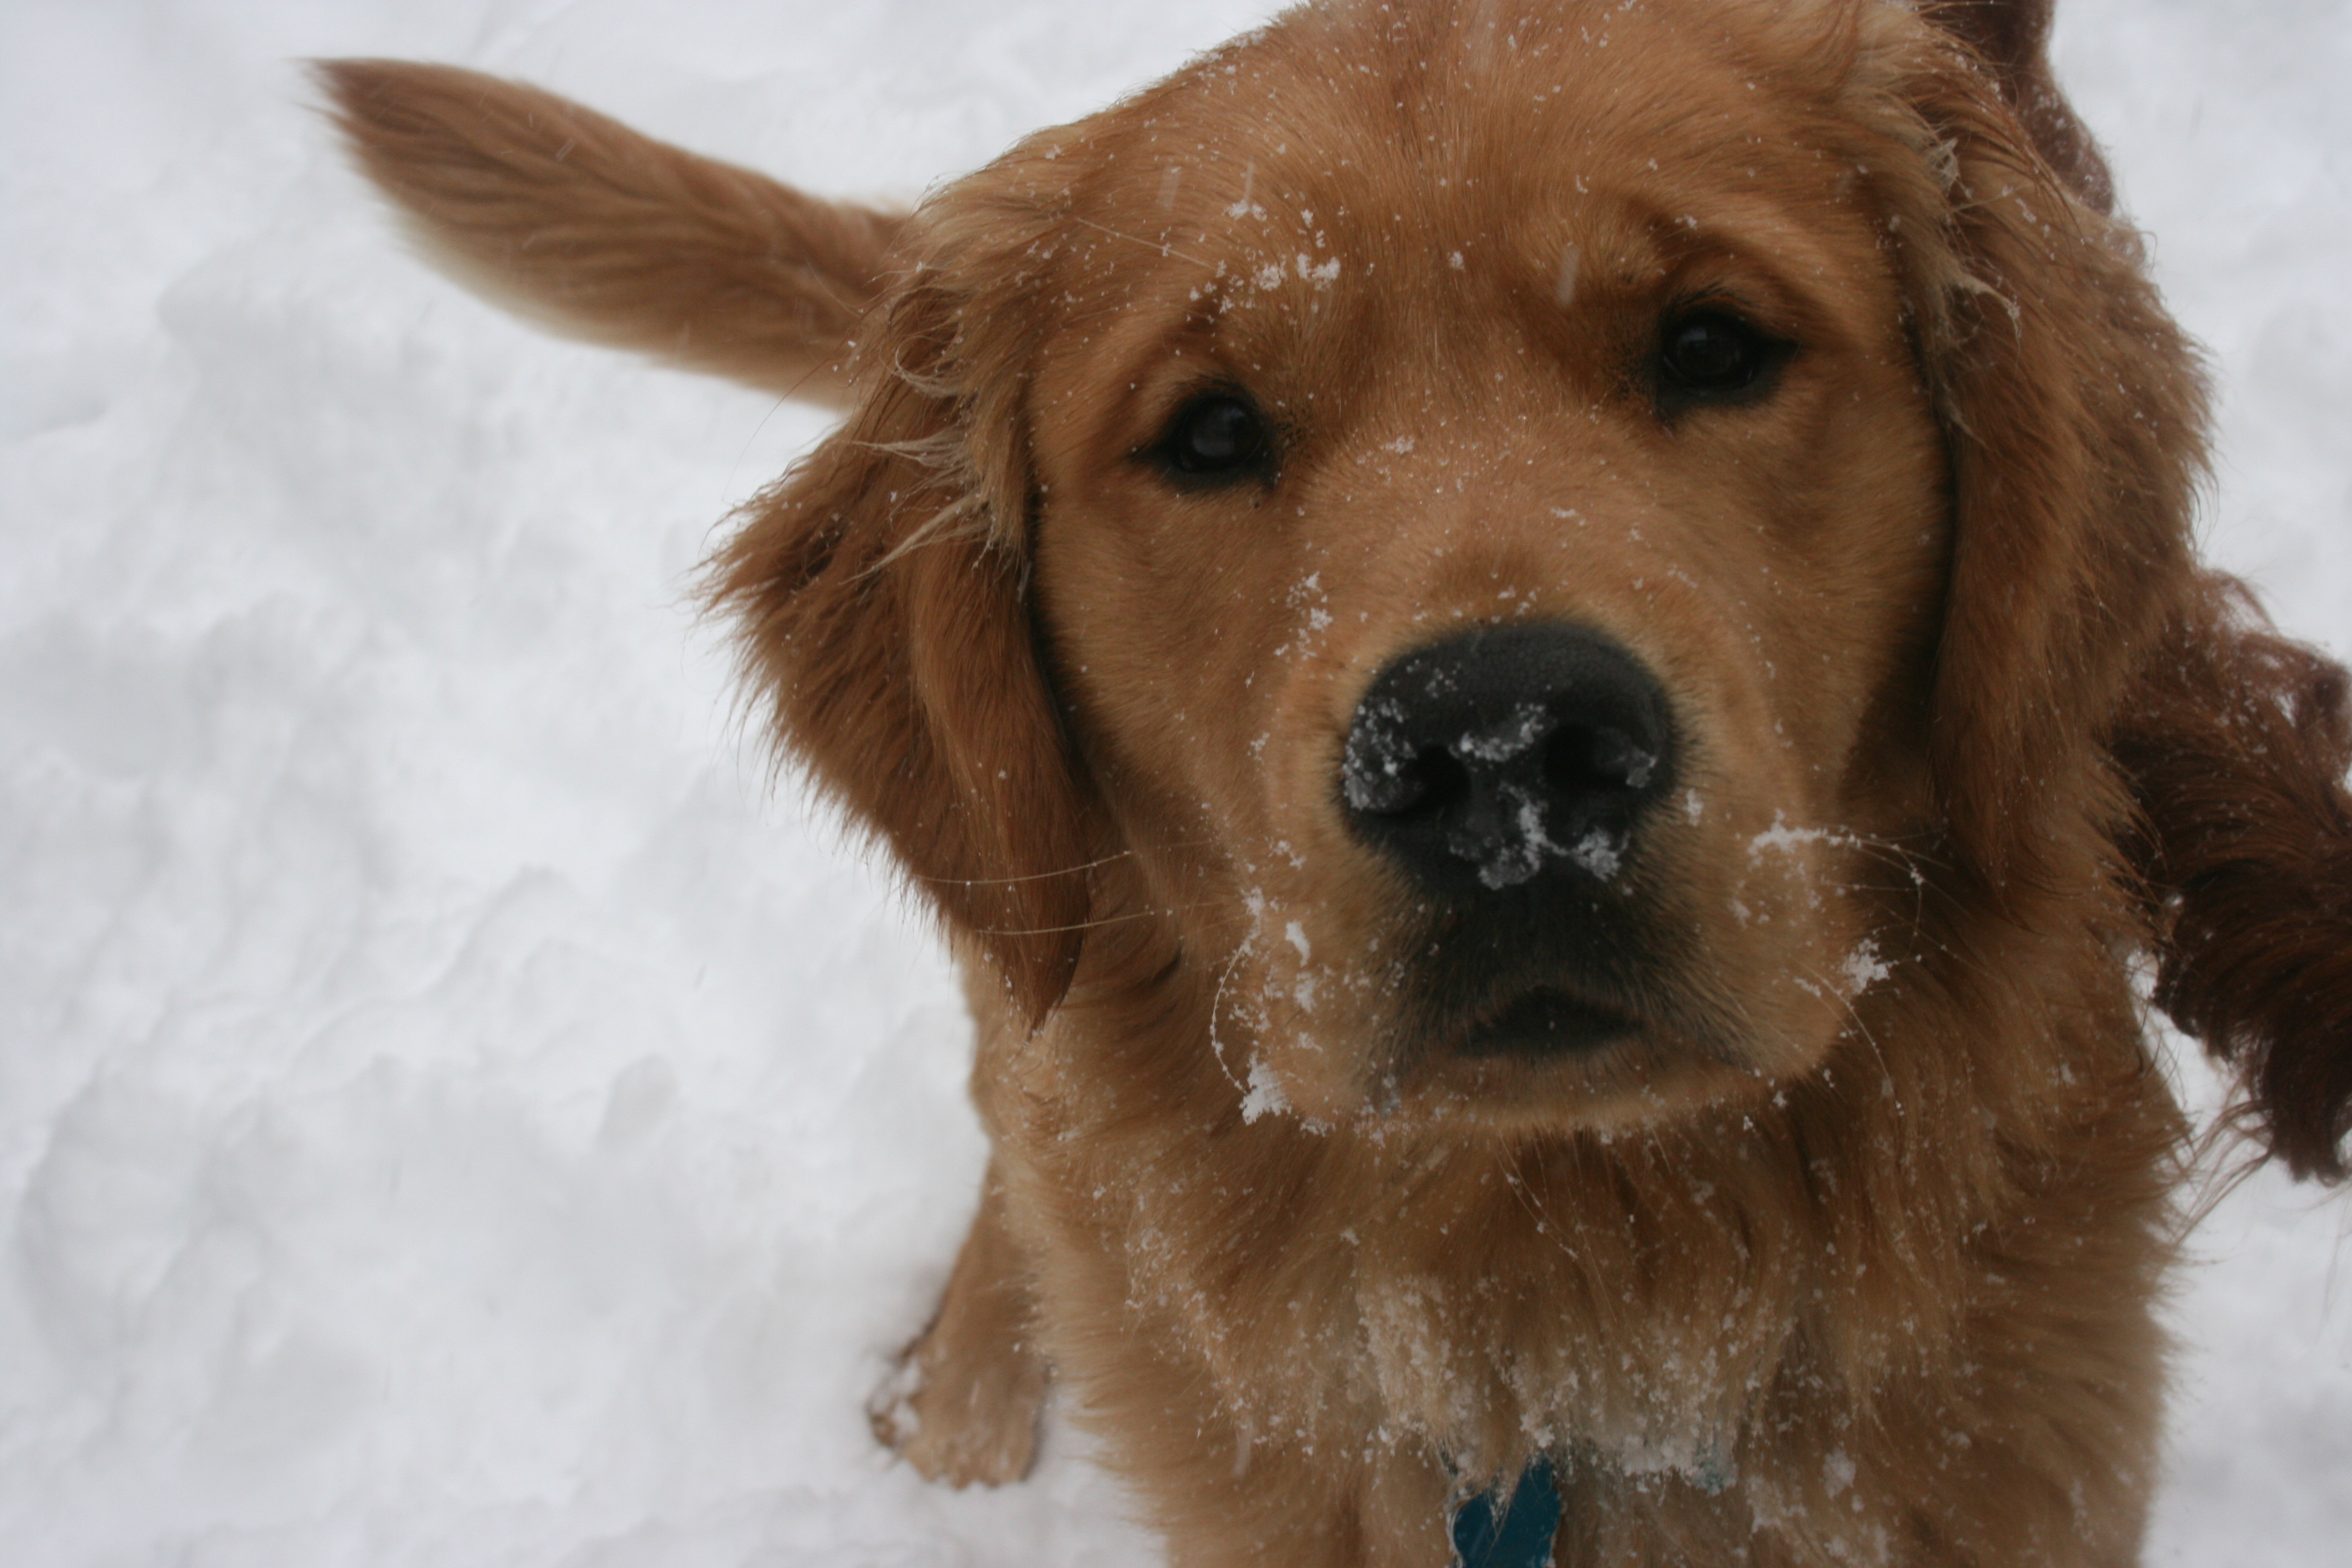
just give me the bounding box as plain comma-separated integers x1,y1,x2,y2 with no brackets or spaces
1451,985,1640,1059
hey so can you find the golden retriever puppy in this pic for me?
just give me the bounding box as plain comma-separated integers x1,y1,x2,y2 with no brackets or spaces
323,1,2352,1562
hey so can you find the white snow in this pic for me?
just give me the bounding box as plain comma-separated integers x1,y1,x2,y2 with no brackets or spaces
1555,241,1584,309
1,1,2346,1564
1837,938,1893,999
1824,1445,1857,1500
1747,811,1841,862
1241,1057,1293,1125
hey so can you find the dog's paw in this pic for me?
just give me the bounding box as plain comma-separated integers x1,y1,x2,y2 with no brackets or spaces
867,1320,1048,1488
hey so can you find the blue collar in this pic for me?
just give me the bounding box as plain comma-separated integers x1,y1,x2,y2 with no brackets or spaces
1449,1454,1561,1568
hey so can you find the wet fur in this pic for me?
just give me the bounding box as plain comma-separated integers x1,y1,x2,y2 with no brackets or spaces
325,2,2352,1562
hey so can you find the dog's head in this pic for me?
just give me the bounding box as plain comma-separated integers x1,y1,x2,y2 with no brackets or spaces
710,0,2202,1134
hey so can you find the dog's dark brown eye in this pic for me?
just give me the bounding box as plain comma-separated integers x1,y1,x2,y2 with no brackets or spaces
1154,392,1274,485
1656,311,1785,407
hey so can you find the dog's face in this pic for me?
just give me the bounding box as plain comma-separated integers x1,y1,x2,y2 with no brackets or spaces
1020,2,1947,1128
722,0,2197,1142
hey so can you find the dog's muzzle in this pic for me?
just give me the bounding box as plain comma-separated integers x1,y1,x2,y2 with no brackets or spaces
1338,622,1679,1062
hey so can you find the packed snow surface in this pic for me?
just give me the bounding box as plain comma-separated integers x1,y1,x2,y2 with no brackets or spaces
4,1,2348,1563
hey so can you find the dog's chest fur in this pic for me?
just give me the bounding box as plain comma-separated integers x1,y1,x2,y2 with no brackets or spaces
981,919,2182,1553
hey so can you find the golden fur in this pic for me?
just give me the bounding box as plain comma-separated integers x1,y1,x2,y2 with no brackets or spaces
324,2,2352,1562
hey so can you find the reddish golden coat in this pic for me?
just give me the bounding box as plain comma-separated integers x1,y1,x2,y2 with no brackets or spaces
328,3,2352,1561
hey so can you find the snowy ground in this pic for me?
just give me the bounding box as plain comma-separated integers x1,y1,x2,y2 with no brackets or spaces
2,1,2347,1563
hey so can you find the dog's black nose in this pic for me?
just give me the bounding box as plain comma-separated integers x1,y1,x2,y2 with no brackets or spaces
1341,624,1674,896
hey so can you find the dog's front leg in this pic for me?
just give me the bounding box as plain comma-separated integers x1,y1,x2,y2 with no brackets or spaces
868,1159,1050,1487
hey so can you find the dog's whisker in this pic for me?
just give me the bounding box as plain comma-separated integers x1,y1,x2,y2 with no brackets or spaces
910,849,1143,887
1065,214,1216,270
966,898,1229,938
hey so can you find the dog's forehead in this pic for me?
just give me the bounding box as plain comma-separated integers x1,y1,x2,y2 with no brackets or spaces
1067,0,1863,247
1019,0,1895,434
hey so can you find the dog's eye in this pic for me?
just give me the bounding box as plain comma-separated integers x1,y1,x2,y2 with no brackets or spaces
1656,311,1783,407
1153,392,1275,485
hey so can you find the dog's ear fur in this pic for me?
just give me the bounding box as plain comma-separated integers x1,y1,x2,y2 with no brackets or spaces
706,154,1100,1024
1863,15,2352,1182
316,59,900,407
1925,0,2116,214
324,57,1099,1014
1854,16,2202,888
2114,584,2352,1183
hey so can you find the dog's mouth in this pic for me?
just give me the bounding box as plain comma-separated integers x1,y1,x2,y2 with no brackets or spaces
1452,984,1641,1058
1394,881,1673,1068
1383,967,1754,1130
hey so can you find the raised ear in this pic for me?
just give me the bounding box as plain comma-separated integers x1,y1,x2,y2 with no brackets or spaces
706,177,1100,1023
2114,580,2352,1183
316,59,902,407
1925,0,2117,213
1853,17,2203,892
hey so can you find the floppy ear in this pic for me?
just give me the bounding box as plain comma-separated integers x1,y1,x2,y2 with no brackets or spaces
322,59,1100,1014
316,59,901,406
1864,17,2352,1180
1854,18,2204,891
1924,0,2117,214
706,170,1100,1023
2114,581,2352,1183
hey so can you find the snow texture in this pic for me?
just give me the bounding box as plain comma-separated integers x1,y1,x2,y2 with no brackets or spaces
2,1,2347,1563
